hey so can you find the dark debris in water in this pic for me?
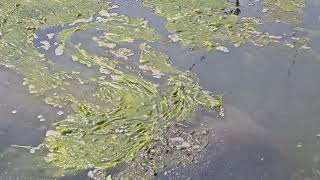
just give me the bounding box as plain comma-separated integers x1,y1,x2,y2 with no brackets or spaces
116,122,210,179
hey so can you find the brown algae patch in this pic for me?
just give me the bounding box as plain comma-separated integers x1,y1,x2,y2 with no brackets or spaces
0,0,222,175
143,0,309,51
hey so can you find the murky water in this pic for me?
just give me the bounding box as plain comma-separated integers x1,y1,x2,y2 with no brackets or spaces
1,0,320,179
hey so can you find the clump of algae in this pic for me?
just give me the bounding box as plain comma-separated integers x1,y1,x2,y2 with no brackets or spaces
142,0,271,50
263,0,306,24
43,34,222,171
143,0,308,50
0,0,222,175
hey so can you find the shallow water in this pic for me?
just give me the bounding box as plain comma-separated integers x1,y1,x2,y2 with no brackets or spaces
0,0,320,179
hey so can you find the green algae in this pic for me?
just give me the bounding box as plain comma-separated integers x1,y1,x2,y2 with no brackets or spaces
263,0,306,24
0,0,222,175
142,0,272,50
143,0,309,51
43,39,222,170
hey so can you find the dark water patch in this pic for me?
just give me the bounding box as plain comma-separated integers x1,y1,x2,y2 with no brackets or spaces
181,42,320,178
155,105,291,180
157,135,291,180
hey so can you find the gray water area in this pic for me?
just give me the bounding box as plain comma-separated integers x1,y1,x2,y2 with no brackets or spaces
1,0,320,179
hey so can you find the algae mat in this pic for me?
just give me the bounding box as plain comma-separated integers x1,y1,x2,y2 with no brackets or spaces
0,0,312,178
143,0,308,50
0,0,222,176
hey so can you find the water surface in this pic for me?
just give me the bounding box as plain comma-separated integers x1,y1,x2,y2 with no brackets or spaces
1,0,320,179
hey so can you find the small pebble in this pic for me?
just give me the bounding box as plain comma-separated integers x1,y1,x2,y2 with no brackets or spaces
216,46,230,53
57,110,64,116
109,4,119,9
262,8,269,13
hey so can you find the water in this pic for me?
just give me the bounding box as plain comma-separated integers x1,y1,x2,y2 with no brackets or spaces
1,0,320,179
